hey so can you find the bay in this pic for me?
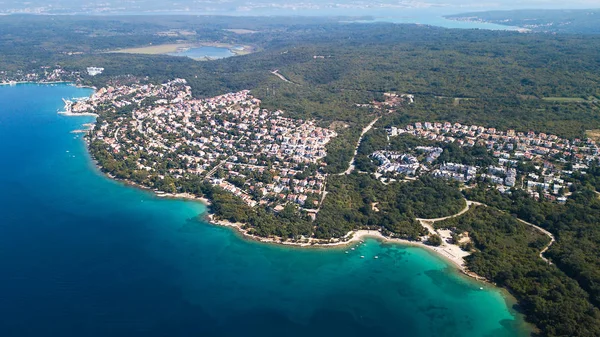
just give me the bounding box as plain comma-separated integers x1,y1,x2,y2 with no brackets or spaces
168,46,236,60
0,83,531,337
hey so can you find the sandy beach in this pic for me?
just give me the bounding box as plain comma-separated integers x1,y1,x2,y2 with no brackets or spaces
155,192,212,206
208,216,484,280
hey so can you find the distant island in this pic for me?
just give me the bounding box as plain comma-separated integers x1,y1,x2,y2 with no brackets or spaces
445,8,600,34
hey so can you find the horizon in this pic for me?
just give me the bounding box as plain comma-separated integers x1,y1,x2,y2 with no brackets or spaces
0,0,598,16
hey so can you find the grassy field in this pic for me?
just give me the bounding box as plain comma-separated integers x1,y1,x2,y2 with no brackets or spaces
586,129,600,142
542,96,588,102
112,43,191,54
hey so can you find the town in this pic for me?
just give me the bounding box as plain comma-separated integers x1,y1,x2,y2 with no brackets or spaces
378,121,600,202
74,79,337,212
0,66,84,85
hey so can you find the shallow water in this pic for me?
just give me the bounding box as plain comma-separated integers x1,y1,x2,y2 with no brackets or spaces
169,46,235,59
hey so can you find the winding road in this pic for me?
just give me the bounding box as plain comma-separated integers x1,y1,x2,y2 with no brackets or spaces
515,217,556,264
417,198,556,264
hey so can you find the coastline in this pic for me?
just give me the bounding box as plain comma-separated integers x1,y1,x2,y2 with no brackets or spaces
441,16,530,32
87,154,482,281
154,191,212,206
207,214,487,282
0,81,96,90
59,111,99,117
85,153,487,282
56,85,487,284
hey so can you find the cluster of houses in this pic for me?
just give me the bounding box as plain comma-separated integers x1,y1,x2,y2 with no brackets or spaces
371,151,420,175
480,166,517,187
379,121,600,202
389,122,599,161
1,66,82,84
356,92,415,111
79,79,336,210
433,163,477,183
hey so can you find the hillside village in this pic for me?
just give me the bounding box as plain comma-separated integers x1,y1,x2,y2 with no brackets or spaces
0,66,81,84
69,77,600,209
73,79,336,212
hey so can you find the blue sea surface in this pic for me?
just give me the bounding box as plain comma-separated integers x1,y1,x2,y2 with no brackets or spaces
0,84,531,337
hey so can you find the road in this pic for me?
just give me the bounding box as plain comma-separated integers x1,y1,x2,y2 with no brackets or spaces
416,199,555,264
338,117,380,176
467,201,556,264
416,200,480,224
204,136,246,180
515,217,556,264
271,70,299,85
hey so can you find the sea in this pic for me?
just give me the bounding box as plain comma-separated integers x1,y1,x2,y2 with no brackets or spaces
0,83,531,337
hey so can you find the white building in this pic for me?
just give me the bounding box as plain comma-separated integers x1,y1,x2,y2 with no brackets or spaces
87,67,104,76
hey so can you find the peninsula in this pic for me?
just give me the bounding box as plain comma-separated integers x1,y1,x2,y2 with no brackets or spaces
61,77,564,281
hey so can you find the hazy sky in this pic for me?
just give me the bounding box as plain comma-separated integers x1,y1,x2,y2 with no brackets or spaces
0,0,598,14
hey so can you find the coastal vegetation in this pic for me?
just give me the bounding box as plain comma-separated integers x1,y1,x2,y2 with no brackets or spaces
315,175,465,239
437,206,600,336
464,182,600,312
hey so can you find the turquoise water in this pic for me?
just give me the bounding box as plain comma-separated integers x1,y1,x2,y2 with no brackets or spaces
0,84,530,336
169,46,235,59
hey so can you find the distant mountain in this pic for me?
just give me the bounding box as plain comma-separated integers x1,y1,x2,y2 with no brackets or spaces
446,9,600,34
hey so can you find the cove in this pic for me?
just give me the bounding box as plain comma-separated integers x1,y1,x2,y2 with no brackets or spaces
0,83,531,337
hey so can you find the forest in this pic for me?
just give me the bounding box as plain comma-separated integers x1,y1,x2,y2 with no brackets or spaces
464,183,600,314
315,174,465,239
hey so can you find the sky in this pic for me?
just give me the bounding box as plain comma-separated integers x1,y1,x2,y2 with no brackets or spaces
0,0,598,15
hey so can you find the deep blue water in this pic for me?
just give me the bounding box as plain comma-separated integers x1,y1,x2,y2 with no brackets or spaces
0,84,531,337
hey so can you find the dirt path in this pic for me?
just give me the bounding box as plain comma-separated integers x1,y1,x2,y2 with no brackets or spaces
463,200,556,264
515,217,556,264
416,200,479,224
415,198,555,264
271,70,299,85
338,117,379,176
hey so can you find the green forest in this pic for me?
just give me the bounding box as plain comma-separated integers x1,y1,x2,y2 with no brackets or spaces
315,174,465,239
